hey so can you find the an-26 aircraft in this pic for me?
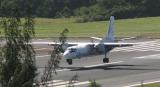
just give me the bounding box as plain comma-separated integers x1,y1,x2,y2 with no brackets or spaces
34,16,138,65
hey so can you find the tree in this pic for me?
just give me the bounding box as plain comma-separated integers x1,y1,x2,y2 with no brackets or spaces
59,28,69,52
87,80,101,87
36,0,56,17
40,28,69,87
68,74,79,87
61,6,72,18
0,0,37,87
143,0,160,16
40,44,61,87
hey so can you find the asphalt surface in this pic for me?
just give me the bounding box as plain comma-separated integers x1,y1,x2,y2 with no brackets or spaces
34,38,160,87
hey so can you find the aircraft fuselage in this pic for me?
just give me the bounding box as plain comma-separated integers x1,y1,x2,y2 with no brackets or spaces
63,44,114,59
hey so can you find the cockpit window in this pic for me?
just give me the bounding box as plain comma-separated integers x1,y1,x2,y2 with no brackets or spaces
69,48,76,53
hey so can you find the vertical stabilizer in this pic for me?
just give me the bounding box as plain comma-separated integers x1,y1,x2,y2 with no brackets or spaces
102,16,115,42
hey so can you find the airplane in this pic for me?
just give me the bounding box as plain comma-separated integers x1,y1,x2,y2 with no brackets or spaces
32,16,139,65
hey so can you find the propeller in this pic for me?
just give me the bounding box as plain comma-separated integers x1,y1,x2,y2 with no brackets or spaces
89,38,97,54
59,28,69,52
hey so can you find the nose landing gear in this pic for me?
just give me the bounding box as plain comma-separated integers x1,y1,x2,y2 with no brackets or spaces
66,59,72,65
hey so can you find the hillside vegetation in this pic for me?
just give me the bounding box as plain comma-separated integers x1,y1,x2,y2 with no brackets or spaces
1,0,160,21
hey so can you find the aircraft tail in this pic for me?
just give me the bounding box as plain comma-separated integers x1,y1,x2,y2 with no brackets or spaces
102,16,115,42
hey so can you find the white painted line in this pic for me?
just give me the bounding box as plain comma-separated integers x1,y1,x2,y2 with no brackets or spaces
35,48,52,51
53,81,89,87
38,39,44,40
47,80,63,84
39,80,63,85
113,44,160,52
112,40,160,52
113,49,160,52
134,54,160,59
48,81,69,86
124,80,160,87
36,55,50,58
56,69,70,72
36,80,64,87
47,81,79,87
84,61,123,68
31,42,51,45
137,40,160,44
74,81,90,86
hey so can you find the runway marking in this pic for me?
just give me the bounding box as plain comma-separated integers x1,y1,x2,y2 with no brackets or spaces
56,69,70,72
42,80,63,84
112,40,160,52
37,39,44,40
35,48,52,51
72,81,90,86
36,55,50,58
124,80,160,87
40,80,90,87
48,81,71,86
113,45,160,52
134,54,160,59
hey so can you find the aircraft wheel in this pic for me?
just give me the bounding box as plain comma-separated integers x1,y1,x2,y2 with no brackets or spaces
103,58,109,63
66,59,72,65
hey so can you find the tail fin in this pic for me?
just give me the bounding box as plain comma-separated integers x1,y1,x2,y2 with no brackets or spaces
102,16,115,42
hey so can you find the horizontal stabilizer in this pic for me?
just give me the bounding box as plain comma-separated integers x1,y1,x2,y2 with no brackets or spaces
90,37,102,40
118,37,136,41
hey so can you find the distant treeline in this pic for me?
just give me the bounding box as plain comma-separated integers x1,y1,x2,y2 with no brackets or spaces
0,0,160,22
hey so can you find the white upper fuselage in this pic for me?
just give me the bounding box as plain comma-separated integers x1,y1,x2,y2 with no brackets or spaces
63,44,92,59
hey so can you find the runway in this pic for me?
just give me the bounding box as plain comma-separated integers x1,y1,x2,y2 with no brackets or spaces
35,39,160,87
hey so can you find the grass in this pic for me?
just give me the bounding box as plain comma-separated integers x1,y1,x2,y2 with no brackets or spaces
1,17,160,38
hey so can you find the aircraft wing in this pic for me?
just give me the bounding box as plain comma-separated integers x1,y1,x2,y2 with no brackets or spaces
29,42,77,46
30,42,139,47
102,42,139,47
90,37,136,42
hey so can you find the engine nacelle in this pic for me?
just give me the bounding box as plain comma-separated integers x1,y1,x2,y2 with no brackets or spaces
61,43,69,51
94,44,105,53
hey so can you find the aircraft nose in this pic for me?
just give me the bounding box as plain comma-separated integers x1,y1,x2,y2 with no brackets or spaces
63,51,70,58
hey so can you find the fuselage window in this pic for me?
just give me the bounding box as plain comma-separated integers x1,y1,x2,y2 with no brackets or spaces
69,48,76,53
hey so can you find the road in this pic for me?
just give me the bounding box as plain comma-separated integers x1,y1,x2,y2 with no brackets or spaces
34,38,160,87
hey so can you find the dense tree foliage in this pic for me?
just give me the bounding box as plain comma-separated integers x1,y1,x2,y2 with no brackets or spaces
0,0,37,87
0,0,160,20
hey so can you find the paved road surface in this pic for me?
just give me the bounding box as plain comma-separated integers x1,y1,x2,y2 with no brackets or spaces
35,39,160,87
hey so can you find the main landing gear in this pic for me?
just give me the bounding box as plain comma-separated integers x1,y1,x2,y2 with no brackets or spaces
103,47,109,63
103,58,109,63
66,59,72,65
